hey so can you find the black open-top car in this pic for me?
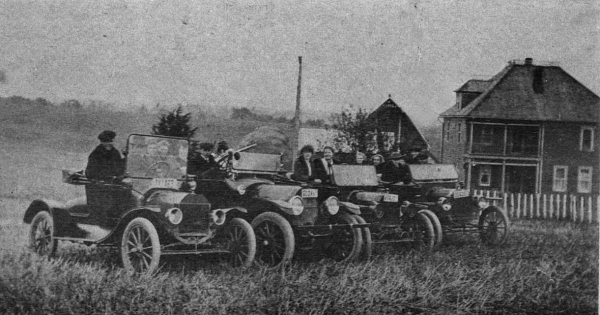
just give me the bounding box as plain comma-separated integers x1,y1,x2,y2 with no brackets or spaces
393,164,510,246
195,151,369,266
320,164,439,254
24,134,256,275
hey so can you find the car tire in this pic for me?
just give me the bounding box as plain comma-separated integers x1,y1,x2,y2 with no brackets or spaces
121,217,161,275
222,218,256,268
410,212,435,252
322,213,363,262
29,211,58,257
352,214,372,261
251,212,295,267
418,209,443,248
478,206,510,246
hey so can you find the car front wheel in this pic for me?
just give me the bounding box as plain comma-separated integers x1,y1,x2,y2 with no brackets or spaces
29,211,58,257
252,212,295,267
221,218,256,268
478,206,509,246
322,213,363,262
121,217,161,275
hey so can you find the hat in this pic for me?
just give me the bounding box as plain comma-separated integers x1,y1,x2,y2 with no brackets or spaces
98,130,116,143
388,152,405,160
217,141,229,151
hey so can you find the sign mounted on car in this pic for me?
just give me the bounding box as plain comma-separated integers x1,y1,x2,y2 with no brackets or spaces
453,189,470,198
301,189,318,198
383,193,399,202
151,178,179,189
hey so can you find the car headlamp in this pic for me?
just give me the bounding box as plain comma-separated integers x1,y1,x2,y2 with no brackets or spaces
477,197,489,209
323,196,340,215
289,196,304,215
437,197,446,205
441,203,452,211
165,208,183,225
237,185,246,195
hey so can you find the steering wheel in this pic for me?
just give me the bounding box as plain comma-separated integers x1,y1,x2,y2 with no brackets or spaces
145,161,171,178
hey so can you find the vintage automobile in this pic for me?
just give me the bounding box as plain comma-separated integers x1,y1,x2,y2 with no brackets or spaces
322,164,439,254
24,134,256,275
194,151,369,266
390,164,510,246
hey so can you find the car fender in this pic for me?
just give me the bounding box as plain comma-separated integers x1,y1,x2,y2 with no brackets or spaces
339,201,361,215
23,199,65,224
262,199,298,216
97,207,163,244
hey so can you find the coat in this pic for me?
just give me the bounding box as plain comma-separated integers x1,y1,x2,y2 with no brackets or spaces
314,158,335,184
291,157,316,182
380,161,412,184
188,154,218,178
85,145,126,180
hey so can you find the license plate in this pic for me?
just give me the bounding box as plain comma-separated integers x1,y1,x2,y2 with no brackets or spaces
301,189,318,198
383,194,398,202
453,189,470,198
151,178,179,189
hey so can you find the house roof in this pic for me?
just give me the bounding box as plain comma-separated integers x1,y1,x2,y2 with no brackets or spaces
368,97,430,149
440,61,600,123
454,79,491,93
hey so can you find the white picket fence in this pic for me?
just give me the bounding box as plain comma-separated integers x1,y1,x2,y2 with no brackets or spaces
472,190,599,224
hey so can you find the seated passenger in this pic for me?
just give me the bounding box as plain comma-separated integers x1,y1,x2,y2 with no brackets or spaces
354,151,366,165
380,153,412,184
370,154,385,176
406,147,422,165
291,145,321,183
314,146,336,184
188,142,218,178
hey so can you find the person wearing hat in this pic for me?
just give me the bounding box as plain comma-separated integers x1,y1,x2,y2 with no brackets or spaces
291,144,322,183
85,130,126,180
370,154,385,176
188,142,218,178
380,152,412,184
406,147,422,165
213,140,230,161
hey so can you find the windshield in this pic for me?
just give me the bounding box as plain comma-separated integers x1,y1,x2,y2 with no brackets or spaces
234,152,281,173
409,164,458,181
331,165,379,186
126,134,188,192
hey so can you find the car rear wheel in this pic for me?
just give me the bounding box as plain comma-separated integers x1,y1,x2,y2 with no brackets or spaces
352,215,372,261
221,218,256,268
322,213,363,262
252,212,295,267
418,209,443,248
121,217,161,275
29,211,58,257
478,206,509,246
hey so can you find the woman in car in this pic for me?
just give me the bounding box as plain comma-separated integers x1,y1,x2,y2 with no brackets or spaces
314,146,336,184
354,151,366,165
291,145,321,183
370,154,385,177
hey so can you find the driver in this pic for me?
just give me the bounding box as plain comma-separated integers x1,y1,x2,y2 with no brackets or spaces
380,152,412,184
188,142,218,178
85,130,126,180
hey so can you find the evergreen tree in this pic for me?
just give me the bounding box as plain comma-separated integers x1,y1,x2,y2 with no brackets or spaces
152,105,198,138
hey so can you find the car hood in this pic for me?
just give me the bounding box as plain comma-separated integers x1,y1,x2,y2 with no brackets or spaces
255,184,302,201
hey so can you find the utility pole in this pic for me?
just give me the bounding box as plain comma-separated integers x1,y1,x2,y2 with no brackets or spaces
291,56,302,167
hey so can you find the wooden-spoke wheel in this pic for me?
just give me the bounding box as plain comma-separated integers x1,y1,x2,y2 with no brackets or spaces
29,211,58,257
121,218,161,275
409,212,435,251
418,209,443,248
322,213,363,262
352,214,372,261
478,206,510,246
221,218,256,268
251,212,295,267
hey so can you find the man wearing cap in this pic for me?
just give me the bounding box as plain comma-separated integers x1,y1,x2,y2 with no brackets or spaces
188,142,218,178
85,130,128,225
85,130,126,180
381,152,412,184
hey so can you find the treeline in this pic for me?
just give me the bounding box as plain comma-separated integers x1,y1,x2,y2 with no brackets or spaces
230,107,326,127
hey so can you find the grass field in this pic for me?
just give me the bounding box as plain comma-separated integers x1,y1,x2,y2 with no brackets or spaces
0,104,598,314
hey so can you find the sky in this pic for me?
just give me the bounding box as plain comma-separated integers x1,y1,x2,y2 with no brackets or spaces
0,0,598,125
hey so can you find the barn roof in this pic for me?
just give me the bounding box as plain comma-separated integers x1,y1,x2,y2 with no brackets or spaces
454,79,491,93
440,60,600,123
368,97,430,149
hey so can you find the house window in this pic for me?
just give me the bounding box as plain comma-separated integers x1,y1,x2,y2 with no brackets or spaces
445,122,450,142
553,166,568,192
481,125,494,144
577,167,593,193
580,126,594,152
479,165,491,187
457,123,462,143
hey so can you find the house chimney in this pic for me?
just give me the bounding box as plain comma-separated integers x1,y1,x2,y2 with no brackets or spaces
524,58,533,65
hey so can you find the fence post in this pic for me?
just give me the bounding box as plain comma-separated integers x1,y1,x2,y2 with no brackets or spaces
529,194,534,219
556,194,562,220
542,194,547,219
562,194,568,220
588,196,593,223
535,194,540,219
516,193,521,218
549,194,554,219
597,195,600,223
